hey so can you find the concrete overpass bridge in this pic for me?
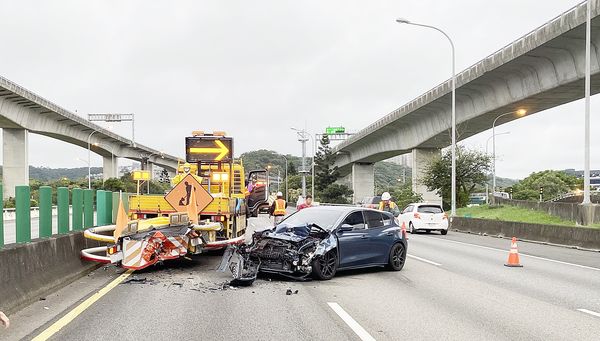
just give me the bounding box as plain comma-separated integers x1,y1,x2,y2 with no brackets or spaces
0,76,180,198
334,0,600,203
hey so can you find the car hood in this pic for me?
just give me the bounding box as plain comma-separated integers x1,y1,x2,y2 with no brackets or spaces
258,224,321,243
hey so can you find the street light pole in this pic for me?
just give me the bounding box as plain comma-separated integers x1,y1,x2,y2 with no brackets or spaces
583,0,592,205
396,18,456,216
491,110,526,204
281,155,289,202
486,132,510,204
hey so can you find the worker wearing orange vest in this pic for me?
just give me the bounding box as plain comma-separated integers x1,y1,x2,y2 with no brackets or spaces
269,192,287,226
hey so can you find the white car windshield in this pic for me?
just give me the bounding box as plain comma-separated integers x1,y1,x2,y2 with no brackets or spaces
279,208,344,230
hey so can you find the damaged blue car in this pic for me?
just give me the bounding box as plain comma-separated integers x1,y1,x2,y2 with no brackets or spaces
218,206,408,285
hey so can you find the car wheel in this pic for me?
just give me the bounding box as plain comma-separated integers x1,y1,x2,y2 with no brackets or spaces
312,249,338,280
387,243,406,271
409,222,416,234
440,229,448,235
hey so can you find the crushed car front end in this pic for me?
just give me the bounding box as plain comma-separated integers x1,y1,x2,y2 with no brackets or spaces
218,223,336,284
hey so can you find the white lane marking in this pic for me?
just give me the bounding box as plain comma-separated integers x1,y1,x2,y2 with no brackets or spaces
420,237,600,272
577,308,600,318
327,302,376,341
407,254,442,266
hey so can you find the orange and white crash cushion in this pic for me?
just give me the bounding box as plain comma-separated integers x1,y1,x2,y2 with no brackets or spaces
122,238,153,270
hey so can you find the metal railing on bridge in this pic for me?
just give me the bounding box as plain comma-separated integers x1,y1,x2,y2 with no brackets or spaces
0,184,126,248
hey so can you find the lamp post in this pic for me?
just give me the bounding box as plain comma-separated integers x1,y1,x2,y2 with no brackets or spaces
396,18,456,216
281,155,289,202
491,110,526,204
583,0,592,205
87,130,99,189
291,127,316,198
485,132,510,204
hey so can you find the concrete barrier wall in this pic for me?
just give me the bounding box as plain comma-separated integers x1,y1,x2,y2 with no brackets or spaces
0,232,99,314
495,197,600,224
451,217,600,250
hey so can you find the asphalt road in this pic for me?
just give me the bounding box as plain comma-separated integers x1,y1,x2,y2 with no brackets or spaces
4,216,600,341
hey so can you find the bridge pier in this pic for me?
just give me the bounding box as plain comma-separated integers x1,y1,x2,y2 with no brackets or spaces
351,163,374,204
102,155,118,180
2,128,29,199
412,148,442,204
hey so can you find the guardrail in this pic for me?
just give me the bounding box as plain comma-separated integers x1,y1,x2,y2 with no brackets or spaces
0,185,124,248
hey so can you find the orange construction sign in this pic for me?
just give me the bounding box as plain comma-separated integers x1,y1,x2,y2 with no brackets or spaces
165,174,213,214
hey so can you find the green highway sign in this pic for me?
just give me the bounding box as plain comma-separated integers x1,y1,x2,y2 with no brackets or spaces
326,126,346,135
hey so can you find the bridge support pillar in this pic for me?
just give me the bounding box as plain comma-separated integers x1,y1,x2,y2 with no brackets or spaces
147,161,155,179
412,148,442,204
102,156,118,180
351,163,374,204
2,128,29,199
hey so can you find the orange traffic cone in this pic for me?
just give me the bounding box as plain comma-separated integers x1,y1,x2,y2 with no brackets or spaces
401,221,407,238
504,237,523,267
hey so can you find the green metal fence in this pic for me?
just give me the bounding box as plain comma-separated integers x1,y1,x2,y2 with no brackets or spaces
1,186,115,247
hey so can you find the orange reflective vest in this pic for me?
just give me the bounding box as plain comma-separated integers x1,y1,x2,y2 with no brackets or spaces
274,199,286,216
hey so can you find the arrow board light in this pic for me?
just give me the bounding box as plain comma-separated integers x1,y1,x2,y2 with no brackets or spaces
186,137,233,162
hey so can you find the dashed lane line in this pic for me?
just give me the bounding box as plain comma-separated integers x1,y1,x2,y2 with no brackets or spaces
327,302,376,341
577,308,600,318
407,254,442,266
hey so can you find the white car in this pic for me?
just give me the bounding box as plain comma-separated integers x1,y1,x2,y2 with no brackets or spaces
399,203,448,235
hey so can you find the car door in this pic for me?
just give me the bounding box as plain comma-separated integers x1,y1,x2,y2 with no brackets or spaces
336,210,370,268
364,210,396,264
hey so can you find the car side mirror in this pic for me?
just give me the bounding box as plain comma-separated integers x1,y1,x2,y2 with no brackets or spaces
338,224,353,233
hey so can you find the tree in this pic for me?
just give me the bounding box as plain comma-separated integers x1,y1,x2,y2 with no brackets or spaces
381,181,423,209
511,170,581,201
319,184,353,204
313,135,353,203
422,146,492,209
314,135,339,192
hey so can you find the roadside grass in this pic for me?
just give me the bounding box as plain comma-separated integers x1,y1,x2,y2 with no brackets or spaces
456,204,600,228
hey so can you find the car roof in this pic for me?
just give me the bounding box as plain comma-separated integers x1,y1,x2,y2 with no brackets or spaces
306,205,389,215
408,202,443,207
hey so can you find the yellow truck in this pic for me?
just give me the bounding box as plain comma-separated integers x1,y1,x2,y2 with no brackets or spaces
128,132,269,240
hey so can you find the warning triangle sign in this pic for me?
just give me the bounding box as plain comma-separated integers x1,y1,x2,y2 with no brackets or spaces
164,174,213,213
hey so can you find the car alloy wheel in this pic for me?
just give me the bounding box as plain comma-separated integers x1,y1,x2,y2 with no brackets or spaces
388,243,406,271
313,250,338,280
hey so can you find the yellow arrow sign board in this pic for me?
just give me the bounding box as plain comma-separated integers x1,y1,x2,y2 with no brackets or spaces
186,137,233,162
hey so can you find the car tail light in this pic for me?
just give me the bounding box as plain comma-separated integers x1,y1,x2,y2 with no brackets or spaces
414,212,421,219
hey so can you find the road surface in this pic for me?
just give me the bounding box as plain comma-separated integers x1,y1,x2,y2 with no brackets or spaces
4,216,600,340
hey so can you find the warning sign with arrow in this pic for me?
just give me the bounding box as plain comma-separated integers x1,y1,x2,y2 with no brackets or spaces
165,174,213,213
186,137,233,162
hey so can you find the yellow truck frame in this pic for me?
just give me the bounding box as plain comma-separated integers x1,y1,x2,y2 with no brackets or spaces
129,161,248,239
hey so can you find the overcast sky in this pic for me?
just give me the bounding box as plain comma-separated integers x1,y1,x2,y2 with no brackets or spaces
0,0,596,179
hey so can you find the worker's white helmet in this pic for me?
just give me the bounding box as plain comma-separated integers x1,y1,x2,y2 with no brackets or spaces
276,191,284,197
381,192,391,201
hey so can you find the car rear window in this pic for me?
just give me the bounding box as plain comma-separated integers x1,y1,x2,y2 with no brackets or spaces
417,205,443,214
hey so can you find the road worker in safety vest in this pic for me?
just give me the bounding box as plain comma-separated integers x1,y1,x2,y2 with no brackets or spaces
378,192,400,217
269,192,287,226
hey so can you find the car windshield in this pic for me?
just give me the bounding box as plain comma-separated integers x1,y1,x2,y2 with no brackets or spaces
278,208,344,230
417,205,443,214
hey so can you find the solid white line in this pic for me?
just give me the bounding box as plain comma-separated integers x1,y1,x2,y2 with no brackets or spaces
421,237,600,272
577,308,600,318
327,302,376,341
407,254,442,266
